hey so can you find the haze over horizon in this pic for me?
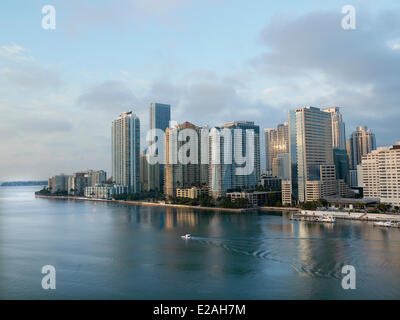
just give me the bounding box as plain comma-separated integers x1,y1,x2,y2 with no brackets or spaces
1,0,399,181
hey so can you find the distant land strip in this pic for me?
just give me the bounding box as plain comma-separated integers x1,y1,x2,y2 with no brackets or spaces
1,181,47,186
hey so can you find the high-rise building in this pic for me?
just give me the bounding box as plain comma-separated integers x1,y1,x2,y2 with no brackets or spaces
346,139,352,169
294,106,335,202
164,122,208,198
287,110,298,202
349,126,376,169
149,103,171,191
209,121,260,198
333,148,350,185
264,128,273,176
112,111,141,193
322,107,346,150
277,153,290,180
362,143,400,206
264,123,289,177
140,153,160,192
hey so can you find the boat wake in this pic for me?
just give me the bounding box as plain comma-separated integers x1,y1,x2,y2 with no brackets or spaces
192,236,344,279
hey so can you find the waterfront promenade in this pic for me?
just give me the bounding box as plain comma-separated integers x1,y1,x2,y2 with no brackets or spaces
34,194,257,213
295,210,400,222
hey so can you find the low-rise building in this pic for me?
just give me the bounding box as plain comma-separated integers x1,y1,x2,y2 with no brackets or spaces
84,185,129,199
175,186,209,199
227,191,280,207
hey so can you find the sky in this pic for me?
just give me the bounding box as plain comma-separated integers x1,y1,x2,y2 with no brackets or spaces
0,0,399,181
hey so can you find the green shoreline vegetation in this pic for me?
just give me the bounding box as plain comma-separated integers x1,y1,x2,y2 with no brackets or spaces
35,187,400,214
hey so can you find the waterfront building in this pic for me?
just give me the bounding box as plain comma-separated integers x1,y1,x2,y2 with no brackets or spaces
164,122,208,198
281,180,292,205
175,186,209,199
67,170,107,196
208,121,260,198
111,111,141,193
84,185,129,200
48,174,70,193
322,107,346,150
294,106,335,202
264,123,289,177
226,191,280,207
149,103,171,191
362,143,400,206
349,126,376,169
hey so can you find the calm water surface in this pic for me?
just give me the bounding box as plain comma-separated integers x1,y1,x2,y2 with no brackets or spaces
1,186,400,299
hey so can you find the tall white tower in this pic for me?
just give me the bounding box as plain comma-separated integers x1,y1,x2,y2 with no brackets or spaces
112,111,141,193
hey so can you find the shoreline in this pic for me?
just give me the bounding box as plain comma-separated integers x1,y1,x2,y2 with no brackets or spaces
32,195,400,221
34,194,269,213
296,210,400,222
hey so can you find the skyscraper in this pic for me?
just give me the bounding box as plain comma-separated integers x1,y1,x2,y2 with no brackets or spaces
322,107,346,150
209,121,260,198
112,111,140,193
333,148,350,185
264,123,289,177
140,153,159,192
349,126,376,169
164,122,208,198
294,106,335,202
149,103,171,191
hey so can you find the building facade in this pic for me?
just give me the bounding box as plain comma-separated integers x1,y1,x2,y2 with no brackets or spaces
333,148,350,185
362,143,400,206
295,107,335,202
140,153,160,192
175,187,209,199
322,107,346,150
209,121,260,198
84,185,129,200
349,126,376,169
164,122,208,198
112,111,141,193
264,123,289,177
48,174,70,193
149,103,171,191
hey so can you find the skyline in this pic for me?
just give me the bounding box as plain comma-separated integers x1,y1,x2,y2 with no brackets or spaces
1,0,400,180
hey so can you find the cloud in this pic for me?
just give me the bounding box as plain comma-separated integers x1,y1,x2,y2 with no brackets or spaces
250,9,400,146
0,64,62,91
77,81,139,111
0,44,32,61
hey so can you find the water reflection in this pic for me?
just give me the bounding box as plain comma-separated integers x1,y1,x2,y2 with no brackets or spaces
1,187,400,299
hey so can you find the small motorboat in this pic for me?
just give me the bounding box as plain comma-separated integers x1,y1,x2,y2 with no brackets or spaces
181,234,191,239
